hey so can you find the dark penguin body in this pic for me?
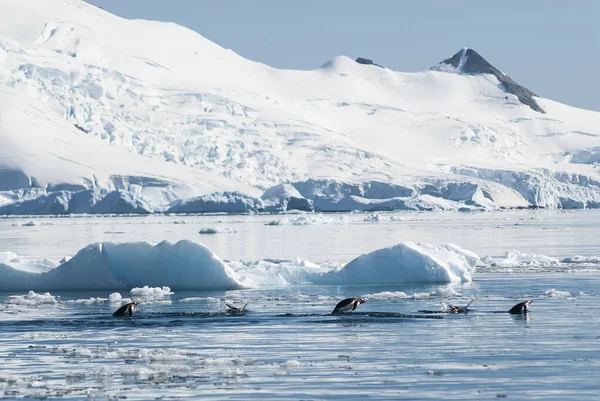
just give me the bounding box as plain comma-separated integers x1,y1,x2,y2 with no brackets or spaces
447,305,468,314
420,299,475,314
225,303,247,314
508,300,532,314
112,302,137,317
447,298,476,314
332,298,366,314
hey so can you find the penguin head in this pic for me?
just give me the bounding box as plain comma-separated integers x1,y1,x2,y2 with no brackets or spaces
357,298,367,305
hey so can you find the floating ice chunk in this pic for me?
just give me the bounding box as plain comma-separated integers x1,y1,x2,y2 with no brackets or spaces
316,243,479,285
365,291,425,300
129,286,173,302
0,252,18,264
68,348,93,358
561,256,600,264
362,291,411,300
265,214,348,226
179,296,220,302
67,297,108,304
280,360,301,368
108,292,123,303
199,227,237,234
8,291,58,306
362,287,460,300
122,367,153,377
363,212,385,222
486,250,560,268
230,258,329,287
96,366,113,376
0,240,244,291
545,289,572,297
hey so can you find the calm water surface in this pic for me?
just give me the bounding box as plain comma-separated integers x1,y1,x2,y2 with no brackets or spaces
1,210,599,400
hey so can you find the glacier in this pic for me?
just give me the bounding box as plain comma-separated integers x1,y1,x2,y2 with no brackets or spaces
0,0,599,215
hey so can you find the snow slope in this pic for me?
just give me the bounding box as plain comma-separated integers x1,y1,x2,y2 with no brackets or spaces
1,0,599,213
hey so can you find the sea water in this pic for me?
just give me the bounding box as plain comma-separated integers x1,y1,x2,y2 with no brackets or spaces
1,210,599,400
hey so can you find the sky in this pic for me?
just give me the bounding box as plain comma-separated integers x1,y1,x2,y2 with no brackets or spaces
85,0,599,111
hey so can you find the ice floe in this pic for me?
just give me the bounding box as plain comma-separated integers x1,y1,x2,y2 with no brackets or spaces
129,286,173,302
544,289,572,298
362,287,461,300
198,227,237,234
561,256,600,264
483,250,560,268
265,214,349,226
7,291,58,306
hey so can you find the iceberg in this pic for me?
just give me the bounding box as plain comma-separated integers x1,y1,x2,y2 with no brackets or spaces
0,240,244,291
0,240,483,291
315,243,479,285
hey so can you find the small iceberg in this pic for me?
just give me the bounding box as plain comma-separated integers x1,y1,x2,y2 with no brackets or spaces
0,240,244,291
315,243,479,285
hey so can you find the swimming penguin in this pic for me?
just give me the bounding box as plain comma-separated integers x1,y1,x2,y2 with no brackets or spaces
332,298,367,314
225,302,248,314
446,298,476,314
419,298,476,314
112,302,137,317
508,300,532,314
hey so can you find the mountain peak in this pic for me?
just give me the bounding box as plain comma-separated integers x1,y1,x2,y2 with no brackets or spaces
355,57,384,69
434,48,545,113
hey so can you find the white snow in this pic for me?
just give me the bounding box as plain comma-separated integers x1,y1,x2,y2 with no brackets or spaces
0,0,599,214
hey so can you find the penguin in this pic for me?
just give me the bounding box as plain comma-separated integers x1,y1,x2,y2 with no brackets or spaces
112,302,137,317
508,300,532,314
225,302,248,314
446,298,476,314
332,298,366,314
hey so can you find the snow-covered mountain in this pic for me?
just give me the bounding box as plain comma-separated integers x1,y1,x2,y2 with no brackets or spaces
1,0,599,214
